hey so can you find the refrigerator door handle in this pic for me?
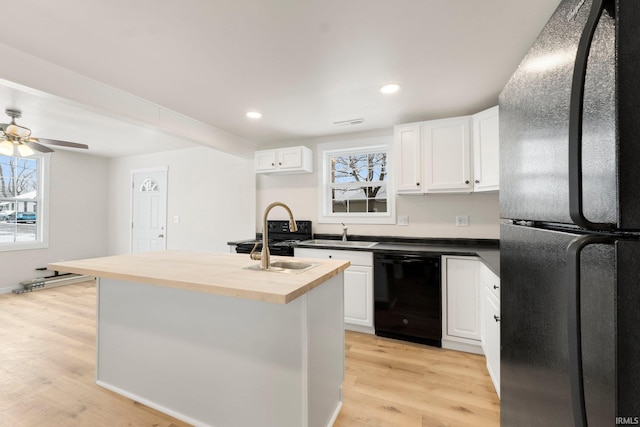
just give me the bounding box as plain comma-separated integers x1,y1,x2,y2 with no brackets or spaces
566,234,615,427
568,0,613,231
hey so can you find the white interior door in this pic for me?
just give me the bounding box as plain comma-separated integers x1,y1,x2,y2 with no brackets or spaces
131,167,167,253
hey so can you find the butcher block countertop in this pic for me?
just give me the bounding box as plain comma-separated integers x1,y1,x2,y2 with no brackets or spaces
48,250,350,304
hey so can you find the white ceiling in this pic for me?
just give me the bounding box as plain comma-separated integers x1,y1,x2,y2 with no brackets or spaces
0,0,561,157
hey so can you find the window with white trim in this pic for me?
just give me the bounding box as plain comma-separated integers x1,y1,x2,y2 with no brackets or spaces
319,142,395,224
0,153,49,250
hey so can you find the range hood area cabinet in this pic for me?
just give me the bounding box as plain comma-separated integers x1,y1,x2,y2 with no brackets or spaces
394,106,499,194
255,146,313,174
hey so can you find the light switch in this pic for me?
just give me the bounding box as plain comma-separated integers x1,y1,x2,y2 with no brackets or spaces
173,216,180,224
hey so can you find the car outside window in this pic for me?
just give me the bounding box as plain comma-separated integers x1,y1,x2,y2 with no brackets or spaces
0,154,48,250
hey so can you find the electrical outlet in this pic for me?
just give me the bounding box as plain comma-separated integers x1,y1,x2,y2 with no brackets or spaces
173,216,180,224
455,215,469,227
397,215,409,226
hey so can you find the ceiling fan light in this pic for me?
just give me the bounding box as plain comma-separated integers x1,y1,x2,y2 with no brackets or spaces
17,144,34,157
6,123,31,138
0,140,14,156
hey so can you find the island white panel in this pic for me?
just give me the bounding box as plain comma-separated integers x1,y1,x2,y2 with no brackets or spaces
96,275,344,427
307,274,344,426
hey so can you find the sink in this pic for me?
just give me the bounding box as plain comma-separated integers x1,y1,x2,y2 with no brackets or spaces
299,239,378,248
270,261,312,270
244,261,318,274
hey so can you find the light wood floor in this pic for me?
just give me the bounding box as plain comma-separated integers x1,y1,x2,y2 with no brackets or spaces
0,281,499,426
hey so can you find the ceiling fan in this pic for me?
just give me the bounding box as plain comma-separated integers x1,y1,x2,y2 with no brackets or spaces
0,108,89,156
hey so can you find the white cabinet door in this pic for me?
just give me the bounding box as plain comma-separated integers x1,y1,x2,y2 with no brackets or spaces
294,247,374,333
394,123,422,193
483,286,501,397
422,116,472,193
255,150,277,172
344,265,373,328
472,106,499,192
277,147,304,170
255,146,313,174
445,256,481,341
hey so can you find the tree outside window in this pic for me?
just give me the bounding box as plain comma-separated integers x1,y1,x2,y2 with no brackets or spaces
330,152,388,214
319,141,395,224
0,155,39,243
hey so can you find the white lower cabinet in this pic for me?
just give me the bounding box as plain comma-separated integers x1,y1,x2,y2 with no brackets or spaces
442,256,483,354
480,264,501,397
294,248,374,334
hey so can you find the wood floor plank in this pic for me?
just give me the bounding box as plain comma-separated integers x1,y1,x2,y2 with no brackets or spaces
1,281,499,426
335,332,500,427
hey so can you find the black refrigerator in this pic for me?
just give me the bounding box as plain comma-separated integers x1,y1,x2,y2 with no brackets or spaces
500,0,640,426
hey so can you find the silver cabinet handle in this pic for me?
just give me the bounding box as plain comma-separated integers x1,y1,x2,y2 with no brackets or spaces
158,234,164,238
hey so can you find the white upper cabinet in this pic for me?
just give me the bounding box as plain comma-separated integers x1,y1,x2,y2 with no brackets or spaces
422,116,472,193
394,123,422,193
472,106,499,192
394,106,499,194
255,146,313,174
393,116,472,194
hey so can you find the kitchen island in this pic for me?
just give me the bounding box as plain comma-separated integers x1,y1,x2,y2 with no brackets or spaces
49,250,350,427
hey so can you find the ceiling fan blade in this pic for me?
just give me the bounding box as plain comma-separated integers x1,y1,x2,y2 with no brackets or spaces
23,140,54,153
36,138,89,150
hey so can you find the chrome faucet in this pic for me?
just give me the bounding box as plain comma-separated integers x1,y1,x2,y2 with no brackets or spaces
341,222,348,242
250,202,297,269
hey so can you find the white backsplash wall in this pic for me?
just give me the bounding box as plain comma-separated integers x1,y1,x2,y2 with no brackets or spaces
256,130,500,239
258,173,499,238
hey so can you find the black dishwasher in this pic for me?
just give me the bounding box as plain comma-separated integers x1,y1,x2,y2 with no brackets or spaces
374,253,441,347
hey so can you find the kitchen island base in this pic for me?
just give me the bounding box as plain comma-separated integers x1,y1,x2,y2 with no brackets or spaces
96,274,344,427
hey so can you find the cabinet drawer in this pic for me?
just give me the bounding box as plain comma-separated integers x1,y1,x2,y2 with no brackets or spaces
294,248,373,266
481,264,500,300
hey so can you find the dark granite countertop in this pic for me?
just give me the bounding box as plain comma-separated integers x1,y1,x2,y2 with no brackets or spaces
229,235,500,276
295,235,500,277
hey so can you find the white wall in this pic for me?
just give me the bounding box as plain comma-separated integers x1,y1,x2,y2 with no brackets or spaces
0,151,109,292
257,130,500,239
108,146,255,255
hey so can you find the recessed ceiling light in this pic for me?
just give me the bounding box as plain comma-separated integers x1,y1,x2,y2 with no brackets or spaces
246,111,262,119
380,83,401,94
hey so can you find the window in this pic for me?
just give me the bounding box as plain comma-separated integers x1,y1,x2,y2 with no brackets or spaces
0,154,49,250
319,140,395,224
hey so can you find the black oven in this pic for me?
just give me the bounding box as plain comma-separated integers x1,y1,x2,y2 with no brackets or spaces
235,220,312,257
374,252,441,347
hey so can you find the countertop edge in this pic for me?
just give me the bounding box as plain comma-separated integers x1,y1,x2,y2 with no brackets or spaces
49,251,350,304
294,242,500,277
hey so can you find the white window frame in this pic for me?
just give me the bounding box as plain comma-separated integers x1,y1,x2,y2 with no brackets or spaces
318,138,395,224
0,153,50,252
